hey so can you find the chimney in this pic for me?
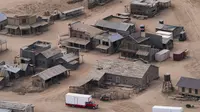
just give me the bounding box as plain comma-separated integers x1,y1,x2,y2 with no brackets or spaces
140,24,145,37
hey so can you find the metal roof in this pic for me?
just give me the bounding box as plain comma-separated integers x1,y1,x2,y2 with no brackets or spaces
0,108,11,112
0,101,33,111
40,47,61,59
131,0,159,7
62,7,84,14
5,25,18,29
130,32,149,43
33,65,68,81
136,50,149,56
176,77,200,89
1,65,21,74
0,13,7,22
19,25,31,30
64,37,90,46
96,45,110,50
60,53,79,62
95,20,134,31
69,22,103,37
94,32,124,42
156,24,183,32
88,59,152,81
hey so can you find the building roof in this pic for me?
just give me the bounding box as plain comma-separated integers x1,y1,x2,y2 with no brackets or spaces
69,22,103,37
62,7,84,14
131,0,159,7
0,13,7,22
130,32,149,43
40,47,61,59
0,65,21,74
95,20,134,31
156,24,183,32
33,65,68,81
176,77,200,89
0,101,33,111
0,108,11,112
64,37,90,46
94,32,124,42
87,59,153,81
60,53,79,62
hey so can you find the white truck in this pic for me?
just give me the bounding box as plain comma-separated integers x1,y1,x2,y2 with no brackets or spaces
152,106,184,112
65,93,98,109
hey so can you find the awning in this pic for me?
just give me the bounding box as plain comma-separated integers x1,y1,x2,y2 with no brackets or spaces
19,25,31,30
31,22,42,28
136,50,149,56
5,25,18,29
65,38,90,46
96,45,110,50
0,77,4,81
65,37,77,43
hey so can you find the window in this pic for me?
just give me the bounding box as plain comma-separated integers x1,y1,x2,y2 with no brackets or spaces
189,88,192,93
22,19,26,24
102,41,109,46
182,87,185,92
195,89,198,94
107,76,112,81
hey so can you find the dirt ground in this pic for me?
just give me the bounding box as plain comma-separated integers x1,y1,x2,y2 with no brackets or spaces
0,0,200,112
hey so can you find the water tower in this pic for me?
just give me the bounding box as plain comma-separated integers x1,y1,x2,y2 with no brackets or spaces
162,73,174,93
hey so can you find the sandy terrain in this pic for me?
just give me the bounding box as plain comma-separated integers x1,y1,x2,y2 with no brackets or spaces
0,0,200,112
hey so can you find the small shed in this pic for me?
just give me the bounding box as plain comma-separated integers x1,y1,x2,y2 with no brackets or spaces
62,7,84,20
0,100,34,112
176,77,200,97
32,65,70,88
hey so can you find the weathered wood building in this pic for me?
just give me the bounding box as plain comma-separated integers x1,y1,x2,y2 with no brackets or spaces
130,0,171,18
176,77,200,97
69,59,159,93
32,65,70,88
64,22,104,51
93,32,124,54
5,14,48,35
95,20,135,36
88,0,113,9
36,47,62,68
20,41,51,65
156,24,184,39
0,13,7,31
119,32,159,62
0,100,34,112
62,7,84,20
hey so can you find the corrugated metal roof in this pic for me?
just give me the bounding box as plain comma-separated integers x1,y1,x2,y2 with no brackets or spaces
70,22,103,37
62,7,84,14
0,108,11,112
40,47,61,59
33,65,68,81
176,77,200,89
95,20,133,31
0,13,7,22
61,53,79,62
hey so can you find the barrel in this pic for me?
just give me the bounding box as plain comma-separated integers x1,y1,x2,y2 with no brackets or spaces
159,20,164,24
164,74,171,81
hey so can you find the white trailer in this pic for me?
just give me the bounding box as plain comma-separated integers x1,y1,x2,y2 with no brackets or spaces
155,49,170,62
156,31,173,39
152,106,184,112
65,93,98,109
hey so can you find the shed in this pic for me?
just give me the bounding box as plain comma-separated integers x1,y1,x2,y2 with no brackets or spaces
32,65,70,88
176,77,200,97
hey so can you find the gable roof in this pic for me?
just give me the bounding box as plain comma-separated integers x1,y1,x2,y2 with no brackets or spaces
0,13,7,22
94,32,124,42
95,20,134,31
156,24,183,32
129,32,149,44
69,22,103,37
176,77,200,89
32,65,68,81
40,47,61,59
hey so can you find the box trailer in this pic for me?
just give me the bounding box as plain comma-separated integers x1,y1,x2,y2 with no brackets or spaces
65,93,98,109
156,31,173,39
152,106,184,112
155,49,170,62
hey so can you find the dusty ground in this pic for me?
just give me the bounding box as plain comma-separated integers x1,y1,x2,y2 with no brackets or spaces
0,0,200,112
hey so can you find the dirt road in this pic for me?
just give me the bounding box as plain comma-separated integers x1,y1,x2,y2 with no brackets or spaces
0,0,200,112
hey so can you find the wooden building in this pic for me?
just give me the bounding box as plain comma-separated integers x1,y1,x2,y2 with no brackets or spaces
93,32,124,54
32,65,70,88
176,77,200,97
5,14,48,35
64,21,104,51
70,59,159,93
20,41,51,65
62,7,84,20
36,47,62,68
95,20,135,36
0,13,7,30
156,24,184,38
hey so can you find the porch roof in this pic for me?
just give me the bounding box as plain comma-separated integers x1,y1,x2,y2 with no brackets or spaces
96,45,110,50
5,25,18,29
19,25,31,30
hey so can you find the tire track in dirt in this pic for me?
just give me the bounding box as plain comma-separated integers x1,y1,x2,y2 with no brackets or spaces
112,101,144,112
